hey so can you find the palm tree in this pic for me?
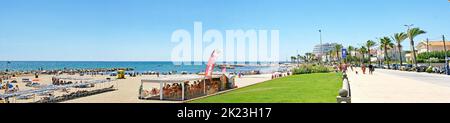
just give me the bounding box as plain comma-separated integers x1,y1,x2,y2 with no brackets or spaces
380,37,395,69
299,55,307,64
354,47,359,64
305,53,312,63
290,56,297,63
348,46,355,63
334,44,343,62
311,54,316,62
366,40,376,64
327,50,334,63
407,27,426,67
393,32,408,66
359,46,367,64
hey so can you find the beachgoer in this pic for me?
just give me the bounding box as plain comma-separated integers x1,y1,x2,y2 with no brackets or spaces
342,63,347,73
361,64,366,74
368,64,374,75
350,64,354,71
14,85,19,92
371,65,375,74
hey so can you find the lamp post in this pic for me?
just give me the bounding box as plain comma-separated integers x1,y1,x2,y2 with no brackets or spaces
426,38,431,66
443,35,449,75
404,24,415,66
404,24,413,30
319,29,323,64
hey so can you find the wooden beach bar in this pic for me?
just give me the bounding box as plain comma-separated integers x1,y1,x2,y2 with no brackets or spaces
140,75,203,101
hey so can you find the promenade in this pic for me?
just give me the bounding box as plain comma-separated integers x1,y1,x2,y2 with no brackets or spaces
348,68,450,103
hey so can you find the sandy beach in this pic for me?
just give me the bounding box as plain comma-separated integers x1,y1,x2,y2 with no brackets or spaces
2,73,273,103
63,74,272,103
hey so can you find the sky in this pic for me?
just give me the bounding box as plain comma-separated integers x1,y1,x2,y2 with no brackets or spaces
0,0,449,61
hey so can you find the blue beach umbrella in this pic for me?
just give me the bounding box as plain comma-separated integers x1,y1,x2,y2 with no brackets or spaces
8,83,14,89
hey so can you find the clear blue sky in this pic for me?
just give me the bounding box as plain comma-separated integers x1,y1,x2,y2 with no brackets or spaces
0,0,449,61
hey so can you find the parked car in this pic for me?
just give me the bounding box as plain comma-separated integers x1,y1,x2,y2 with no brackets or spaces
391,64,400,70
432,66,446,74
382,65,389,69
416,65,429,72
400,64,413,71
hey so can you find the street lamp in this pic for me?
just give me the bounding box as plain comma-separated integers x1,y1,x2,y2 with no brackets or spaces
404,24,417,67
443,35,449,75
319,29,323,64
404,24,414,30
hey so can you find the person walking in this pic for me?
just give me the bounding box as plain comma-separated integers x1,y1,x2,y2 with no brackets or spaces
361,64,366,74
368,64,374,75
342,63,348,73
350,64,354,71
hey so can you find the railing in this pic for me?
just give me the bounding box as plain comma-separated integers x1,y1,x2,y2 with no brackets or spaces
337,73,351,103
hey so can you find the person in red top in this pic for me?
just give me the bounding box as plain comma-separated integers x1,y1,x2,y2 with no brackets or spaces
361,64,366,74
342,63,347,73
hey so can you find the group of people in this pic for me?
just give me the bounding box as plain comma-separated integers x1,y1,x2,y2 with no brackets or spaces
1,76,12,81
359,64,375,75
51,77,74,85
334,63,375,75
271,72,291,79
334,63,350,73
51,77,96,88
1,82,20,93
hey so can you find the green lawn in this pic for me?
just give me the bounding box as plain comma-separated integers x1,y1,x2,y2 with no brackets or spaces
189,73,343,103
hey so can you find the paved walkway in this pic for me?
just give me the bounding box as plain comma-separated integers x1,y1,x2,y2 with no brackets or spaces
348,68,450,103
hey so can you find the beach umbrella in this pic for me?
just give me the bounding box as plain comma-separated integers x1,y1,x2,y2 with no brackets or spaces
8,83,13,89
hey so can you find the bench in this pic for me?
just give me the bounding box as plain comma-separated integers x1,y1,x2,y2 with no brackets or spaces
337,73,351,103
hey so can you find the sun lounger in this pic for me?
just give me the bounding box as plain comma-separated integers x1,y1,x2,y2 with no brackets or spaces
22,78,31,83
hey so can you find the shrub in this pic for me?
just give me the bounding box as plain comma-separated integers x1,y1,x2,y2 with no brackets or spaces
417,51,450,63
426,66,433,73
293,64,332,74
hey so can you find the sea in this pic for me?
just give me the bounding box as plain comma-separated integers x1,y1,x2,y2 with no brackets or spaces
0,61,281,73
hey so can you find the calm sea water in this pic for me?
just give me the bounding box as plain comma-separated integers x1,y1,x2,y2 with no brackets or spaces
0,61,279,73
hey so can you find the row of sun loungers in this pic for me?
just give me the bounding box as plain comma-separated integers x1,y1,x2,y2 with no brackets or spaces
35,86,115,103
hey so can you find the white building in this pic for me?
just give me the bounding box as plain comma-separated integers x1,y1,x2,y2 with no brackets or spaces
376,46,406,62
313,43,339,56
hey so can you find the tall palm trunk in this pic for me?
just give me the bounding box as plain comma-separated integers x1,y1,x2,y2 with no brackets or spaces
384,45,390,69
367,48,371,64
409,39,418,67
397,45,403,66
361,53,364,64
336,51,339,62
